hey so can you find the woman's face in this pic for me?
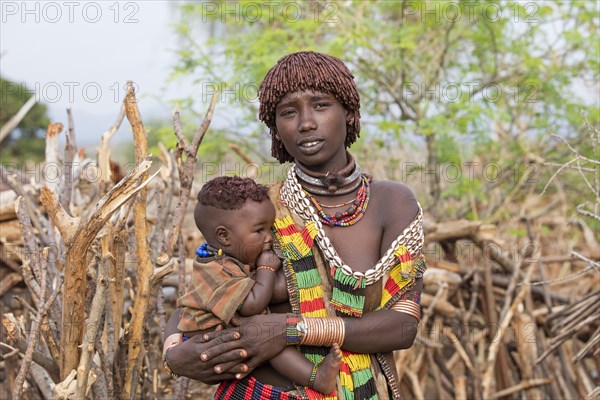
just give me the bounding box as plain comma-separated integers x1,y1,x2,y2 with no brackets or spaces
274,89,349,172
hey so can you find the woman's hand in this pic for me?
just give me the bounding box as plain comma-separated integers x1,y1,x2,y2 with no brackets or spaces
164,311,288,382
229,313,287,376
166,327,250,383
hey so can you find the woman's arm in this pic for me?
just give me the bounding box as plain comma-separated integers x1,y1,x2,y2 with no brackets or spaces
163,309,249,383
341,278,422,353
164,309,290,381
331,180,421,353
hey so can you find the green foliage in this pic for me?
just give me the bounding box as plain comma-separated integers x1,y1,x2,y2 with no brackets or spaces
1,77,50,163
0,77,50,138
0,136,46,163
171,0,599,218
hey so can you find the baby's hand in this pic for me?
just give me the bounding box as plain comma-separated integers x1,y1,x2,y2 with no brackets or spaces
256,250,281,271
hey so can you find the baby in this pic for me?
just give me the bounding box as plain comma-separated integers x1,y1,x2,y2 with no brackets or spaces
177,176,341,394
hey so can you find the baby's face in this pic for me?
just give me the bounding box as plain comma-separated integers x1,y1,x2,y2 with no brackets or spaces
226,199,276,267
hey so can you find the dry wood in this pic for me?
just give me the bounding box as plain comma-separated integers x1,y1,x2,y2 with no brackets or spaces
98,104,126,191
43,121,63,192
0,272,23,296
122,82,153,400
5,167,52,248
41,158,157,379
0,188,19,221
453,374,467,400
13,249,61,400
0,94,38,144
423,219,497,244
166,90,218,257
75,256,108,399
3,86,597,400
1,313,59,381
0,219,25,243
489,378,553,399
229,143,258,179
443,329,475,373
59,108,77,212
29,363,55,400
481,264,534,399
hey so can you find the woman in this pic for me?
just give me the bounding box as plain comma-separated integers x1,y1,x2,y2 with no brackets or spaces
163,51,426,399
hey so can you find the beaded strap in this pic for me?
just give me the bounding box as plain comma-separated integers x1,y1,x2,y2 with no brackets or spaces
308,363,319,389
286,314,302,346
162,344,179,377
281,167,424,285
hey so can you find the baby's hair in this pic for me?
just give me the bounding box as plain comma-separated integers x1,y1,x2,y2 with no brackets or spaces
258,51,361,163
197,176,270,210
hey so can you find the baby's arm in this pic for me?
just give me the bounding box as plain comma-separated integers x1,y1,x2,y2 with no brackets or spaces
270,269,289,304
238,250,281,316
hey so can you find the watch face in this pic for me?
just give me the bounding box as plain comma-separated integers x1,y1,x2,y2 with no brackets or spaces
298,321,308,334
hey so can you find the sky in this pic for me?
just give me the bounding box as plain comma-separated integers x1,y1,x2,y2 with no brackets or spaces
1,1,195,146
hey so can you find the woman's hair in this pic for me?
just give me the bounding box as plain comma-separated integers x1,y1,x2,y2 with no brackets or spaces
197,176,270,210
258,51,361,163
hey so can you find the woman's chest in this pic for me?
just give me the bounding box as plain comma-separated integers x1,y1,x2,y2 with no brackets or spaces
320,212,383,274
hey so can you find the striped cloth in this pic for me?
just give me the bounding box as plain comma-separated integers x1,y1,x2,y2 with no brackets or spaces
177,256,255,332
215,376,300,400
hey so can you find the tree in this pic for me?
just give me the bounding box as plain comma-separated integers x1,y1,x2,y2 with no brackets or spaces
171,0,598,219
1,77,50,162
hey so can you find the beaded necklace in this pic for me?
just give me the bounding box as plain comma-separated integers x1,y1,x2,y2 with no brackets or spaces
280,167,424,287
294,152,363,196
315,196,356,209
305,175,371,227
196,243,223,258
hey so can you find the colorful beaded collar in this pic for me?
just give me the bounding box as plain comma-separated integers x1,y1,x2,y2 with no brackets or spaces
281,167,424,286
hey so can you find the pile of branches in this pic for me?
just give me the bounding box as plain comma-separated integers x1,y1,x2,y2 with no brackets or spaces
393,122,600,400
1,84,217,399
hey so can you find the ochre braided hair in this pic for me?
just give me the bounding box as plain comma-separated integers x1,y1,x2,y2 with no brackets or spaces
258,51,361,163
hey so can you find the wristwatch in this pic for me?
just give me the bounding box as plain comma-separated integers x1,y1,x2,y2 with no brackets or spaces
297,318,308,339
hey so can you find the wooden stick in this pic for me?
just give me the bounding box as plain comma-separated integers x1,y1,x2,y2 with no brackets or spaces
406,370,425,400
98,104,126,192
165,91,218,257
6,167,52,248
42,159,156,379
489,378,553,399
573,325,600,362
453,374,467,400
43,121,64,193
59,108,77,212
443,329,475,373
536,313,599,363
0,272,23,297
75,256,108,398
229,143,258,179
0,342,19,359
1,314,60,382
0,94,38,144
96,238,116,399
481,264,534,399
122,81,153,400
13,249,61,399
29,363,56,399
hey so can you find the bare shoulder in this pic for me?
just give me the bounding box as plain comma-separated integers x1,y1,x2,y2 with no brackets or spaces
371,180,420,232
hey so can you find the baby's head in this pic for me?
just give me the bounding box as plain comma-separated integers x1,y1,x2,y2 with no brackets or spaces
194,176,275,267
